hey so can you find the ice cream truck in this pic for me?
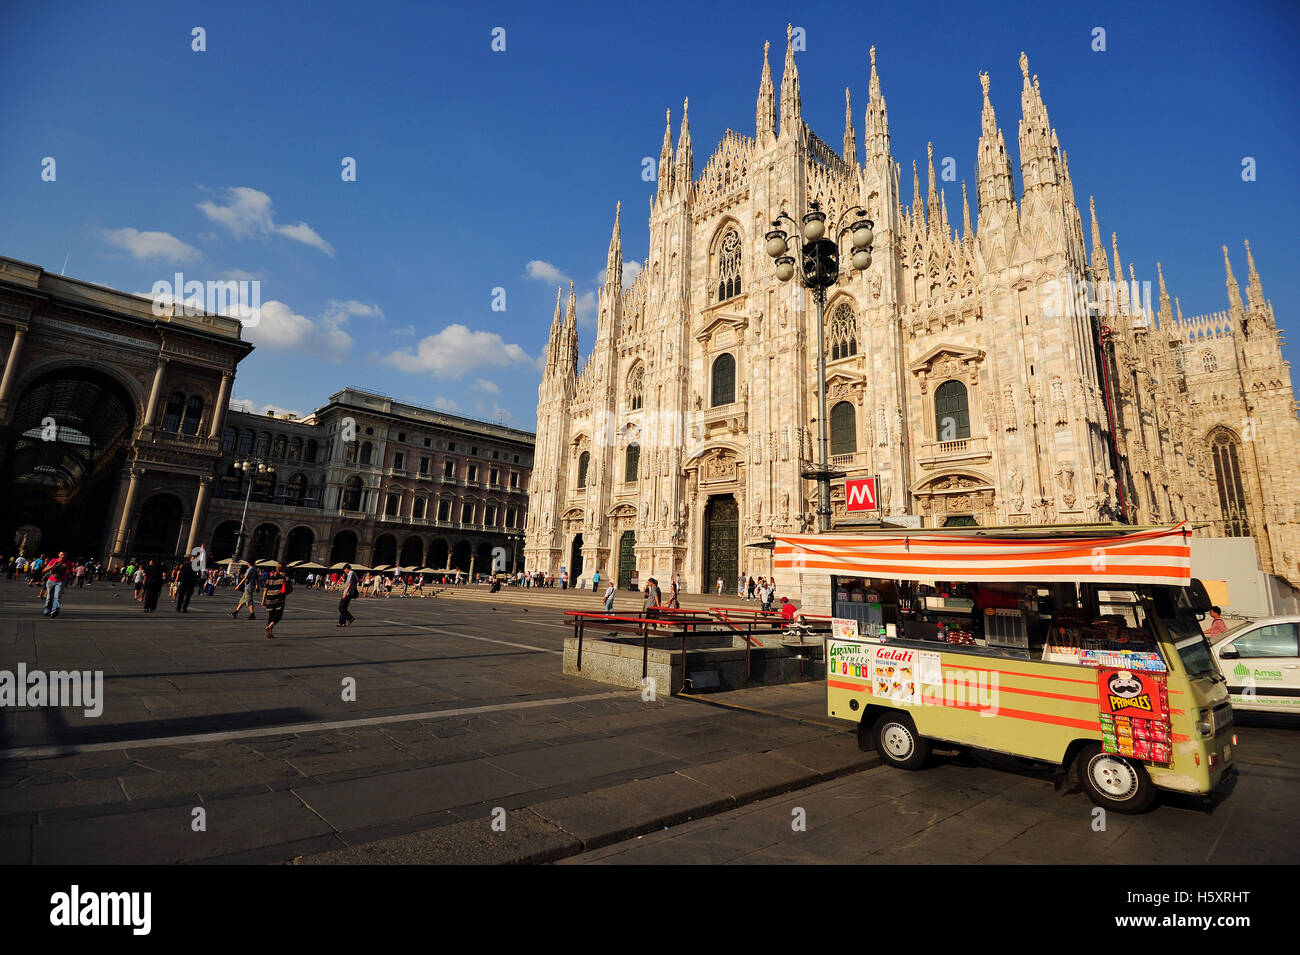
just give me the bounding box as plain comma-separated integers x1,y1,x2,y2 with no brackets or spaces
775,523,1236,812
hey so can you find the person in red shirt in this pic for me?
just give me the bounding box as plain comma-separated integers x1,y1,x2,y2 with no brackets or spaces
779,596,797,622
43,551,71,617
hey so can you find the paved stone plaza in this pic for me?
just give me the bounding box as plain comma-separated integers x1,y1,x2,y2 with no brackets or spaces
1,580,1296,865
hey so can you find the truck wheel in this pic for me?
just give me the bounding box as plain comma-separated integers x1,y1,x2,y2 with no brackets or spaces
873,712,930,770
1076,744,1156,813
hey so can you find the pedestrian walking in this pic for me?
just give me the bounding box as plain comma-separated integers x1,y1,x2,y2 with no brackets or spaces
593,569,600,593
175,559,197,612
338,564,358,627
231,563,258,619
262,562,291,639
715,576,723,596
142,560,164,612
603,580,615,612
132,565,144,602
42,551,71,617
667,579,680,610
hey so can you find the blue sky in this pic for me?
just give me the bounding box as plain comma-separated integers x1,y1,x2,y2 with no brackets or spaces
3,0,1297,430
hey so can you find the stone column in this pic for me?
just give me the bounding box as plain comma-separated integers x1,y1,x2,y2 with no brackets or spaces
0,326,29,415
208,371,234,438
276,531,290,563
112,467,145,557
142,356,169,428
185,476,213,556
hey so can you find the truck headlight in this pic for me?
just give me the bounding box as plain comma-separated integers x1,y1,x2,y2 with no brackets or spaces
1196,708,1213,738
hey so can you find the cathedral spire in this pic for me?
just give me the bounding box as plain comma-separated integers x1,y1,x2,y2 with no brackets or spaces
1222,245,1244,315
843,87,857,164
675,98,693,198
961,180,972,238
940,188,951,238
756,41,776,145
1244,239,1266,311
864,46,891,161
912,160,925,230
1156,261,1172,326
657,109,674,203
1089,197,1110,282
976,70,1016,221
926,142,940,230
778,23,802,137
1017,52,1059,195
545,285,564,367
563,280,579,368
606,201,622,288
1111,233,1128,314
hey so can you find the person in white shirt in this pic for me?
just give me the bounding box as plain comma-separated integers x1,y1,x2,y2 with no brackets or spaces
603,581,616,613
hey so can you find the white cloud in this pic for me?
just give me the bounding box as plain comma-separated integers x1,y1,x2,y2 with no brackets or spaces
472,378,502,394
385,324,532,377
432,396,460,412
219,268,260,281
525,260,567,283
197,186,335,256
228,397,303,418
102,228,200,263
623,260,643,287
222,297,379,361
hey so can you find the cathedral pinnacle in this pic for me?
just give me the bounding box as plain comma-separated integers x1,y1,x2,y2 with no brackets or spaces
756,40,776,144
1088,197,1110,281
864,45,891,160
926,142,939,229
545,285,564,367
606,201,622,287
961,180,972,238
1156,261,1173,325
1222,244,1244,315
675,97,693,196
912,159,924,230
1244,238,1266,311
843,87,857,164
657,108,674,203
779,22,802,137
975,69,1016,221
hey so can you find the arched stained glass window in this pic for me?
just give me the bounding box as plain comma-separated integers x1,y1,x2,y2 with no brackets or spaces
625,443,640,482
577,451,590,488
1210,428,1249,536
828,303,858,360
716,229,742,302
934,380,971,441
1202,350,1218,373
711,353,735,407
628,364,644,411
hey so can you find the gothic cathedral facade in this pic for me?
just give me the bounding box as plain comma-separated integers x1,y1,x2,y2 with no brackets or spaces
526,27,1300,593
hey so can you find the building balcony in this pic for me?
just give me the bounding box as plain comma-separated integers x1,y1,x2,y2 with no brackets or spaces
916,434,992,469
138,426,220,456
829,451,871,470
699,400,747,438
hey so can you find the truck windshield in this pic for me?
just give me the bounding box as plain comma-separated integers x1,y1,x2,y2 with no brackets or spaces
1149,586,1220,679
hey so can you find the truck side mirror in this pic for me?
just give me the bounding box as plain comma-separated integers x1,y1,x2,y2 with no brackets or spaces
1187,579,1214,615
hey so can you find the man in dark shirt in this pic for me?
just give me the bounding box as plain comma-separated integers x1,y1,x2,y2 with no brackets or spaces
263,562,290,638
175,560,197,612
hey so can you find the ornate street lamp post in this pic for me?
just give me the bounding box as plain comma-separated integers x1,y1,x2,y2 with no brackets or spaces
766,201,875,532
233,456,274,562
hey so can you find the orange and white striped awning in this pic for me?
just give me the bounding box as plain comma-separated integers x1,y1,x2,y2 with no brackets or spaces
773,524,1192,586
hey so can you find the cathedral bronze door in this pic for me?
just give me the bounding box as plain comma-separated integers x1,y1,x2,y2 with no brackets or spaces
704,495,738,593
617,530,636,588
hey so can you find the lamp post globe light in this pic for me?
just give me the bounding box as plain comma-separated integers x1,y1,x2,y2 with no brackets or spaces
232,457,274,563
766,201,875,532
